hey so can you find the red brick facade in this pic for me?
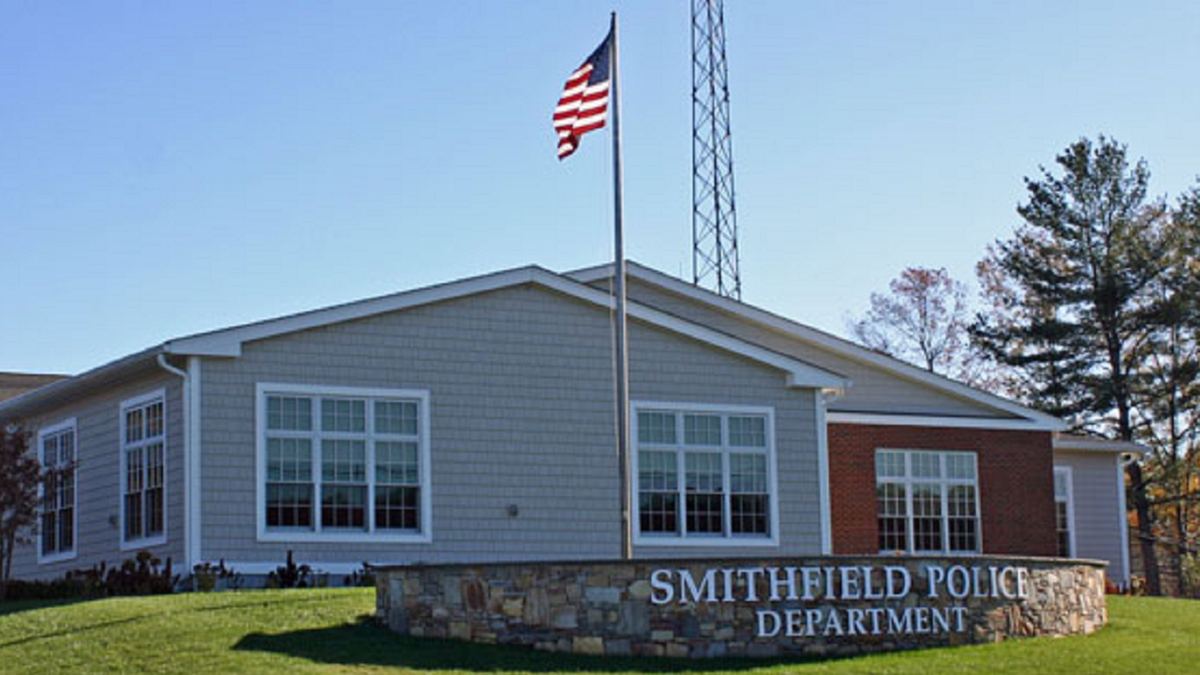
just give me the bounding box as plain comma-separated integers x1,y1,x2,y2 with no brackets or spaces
828,423,1057,556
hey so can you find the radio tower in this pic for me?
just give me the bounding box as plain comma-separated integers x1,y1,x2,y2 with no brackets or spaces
691,0,741,299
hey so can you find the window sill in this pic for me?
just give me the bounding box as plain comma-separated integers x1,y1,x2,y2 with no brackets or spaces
634,535,780,548
257,530,432,545
121,534,168,552
37,550,78,565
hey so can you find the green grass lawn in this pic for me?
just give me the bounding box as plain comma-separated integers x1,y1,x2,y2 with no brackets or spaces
0,589,1197,674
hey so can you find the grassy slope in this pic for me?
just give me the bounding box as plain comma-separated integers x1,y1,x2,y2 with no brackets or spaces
0,590,1197,675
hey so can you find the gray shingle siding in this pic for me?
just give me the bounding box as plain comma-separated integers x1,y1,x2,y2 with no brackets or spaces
611,278,1013,419
197,284,822,568
10,372,184,580
1054,450,1127,582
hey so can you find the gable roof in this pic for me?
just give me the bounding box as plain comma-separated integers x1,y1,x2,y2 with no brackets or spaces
0,265,848,420
1054,433,1149,455
0,372,68,403
567,261,1066,431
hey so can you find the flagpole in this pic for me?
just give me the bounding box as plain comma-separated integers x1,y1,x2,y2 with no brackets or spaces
609,11,633,561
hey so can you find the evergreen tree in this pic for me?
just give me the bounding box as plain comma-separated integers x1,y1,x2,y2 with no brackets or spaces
972,136,1168,593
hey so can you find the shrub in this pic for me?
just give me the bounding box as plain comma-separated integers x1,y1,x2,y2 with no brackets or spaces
267,550,313,589
191,560,242,592
343,563,375,588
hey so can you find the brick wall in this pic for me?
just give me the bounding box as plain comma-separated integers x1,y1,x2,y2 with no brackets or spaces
828,424,1057,556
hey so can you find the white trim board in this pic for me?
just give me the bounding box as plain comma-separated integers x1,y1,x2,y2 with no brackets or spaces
826,411,1050,431
163,265,849,393
568,261,1066,431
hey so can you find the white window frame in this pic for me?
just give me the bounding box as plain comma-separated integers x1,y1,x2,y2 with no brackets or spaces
875,449,982,555
119,389,169,551
631,401,780,548
255,383,432,544
36,418,78,564
1054,466,1076,558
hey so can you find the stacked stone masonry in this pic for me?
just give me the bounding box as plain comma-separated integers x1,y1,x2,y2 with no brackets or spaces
376,556,1107,659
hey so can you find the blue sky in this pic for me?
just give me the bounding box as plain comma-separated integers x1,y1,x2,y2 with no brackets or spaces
2,1,1198,374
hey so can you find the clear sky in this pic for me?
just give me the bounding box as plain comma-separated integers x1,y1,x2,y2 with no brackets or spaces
2,1,1198,374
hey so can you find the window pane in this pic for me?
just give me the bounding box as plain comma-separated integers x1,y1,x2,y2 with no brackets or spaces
145,402,164,438
638,451,677,491
377,441,419,485
947,484,977,552
322,440,366,482
911,452,941,479
875,451,906,479
946,453,975,480
731,494,768,535
912,483,943,551
637,412,676,444
1054,470,1069,499
877,482,907,551
1056,502,1071,557
42,435,57,466
376,401,418,435
266,484,314,528
268,438,313,482
376,486,420,530
267,396,312,431
683,415,721,446
321,485,367,529
686,493,724,534
639,492,679,534
728,416,766,447
322,398,366,433
685,452,722,492
60,432,74,464
730,454,767,493
685,452,723,534
126,408,144,443
42,511,57,555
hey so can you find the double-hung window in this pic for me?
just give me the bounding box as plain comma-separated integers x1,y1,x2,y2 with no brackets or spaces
1054,467,1074,557
257,384,431,543
121,391,166,548
633,403,777,545
38,420,77,562
876,449,979,554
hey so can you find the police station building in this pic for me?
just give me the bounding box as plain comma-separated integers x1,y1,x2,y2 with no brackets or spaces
1,261,1137,587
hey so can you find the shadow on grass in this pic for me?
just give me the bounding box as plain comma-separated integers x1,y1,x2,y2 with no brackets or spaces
0,597,97,618
233,615,850,673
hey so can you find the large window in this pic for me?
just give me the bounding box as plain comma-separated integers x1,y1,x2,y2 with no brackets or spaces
121,391,166,549
1054,467,1074,557
38,420,76,563
633,403,777,546
876,449,979,554
257,384,431,543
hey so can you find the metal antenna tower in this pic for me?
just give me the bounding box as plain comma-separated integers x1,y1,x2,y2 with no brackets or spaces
691,0,741,300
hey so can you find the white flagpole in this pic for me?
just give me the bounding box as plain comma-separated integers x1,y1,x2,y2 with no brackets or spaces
609,11,633,560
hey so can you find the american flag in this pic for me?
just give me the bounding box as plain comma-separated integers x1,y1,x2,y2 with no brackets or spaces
553,30,612,160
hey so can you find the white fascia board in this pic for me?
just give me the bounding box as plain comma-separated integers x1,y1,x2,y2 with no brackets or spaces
1053,435,1150,454
534,272,849,391
164,267,542,358
826,411,1062,431
162,265,848,392
572,262,1066,430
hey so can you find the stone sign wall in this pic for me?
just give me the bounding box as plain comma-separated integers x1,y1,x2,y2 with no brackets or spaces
374,555,1106,658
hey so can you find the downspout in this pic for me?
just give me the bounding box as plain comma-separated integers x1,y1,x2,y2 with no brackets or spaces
1117,452,1135,590
816,386,847,556
156,353,196,573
